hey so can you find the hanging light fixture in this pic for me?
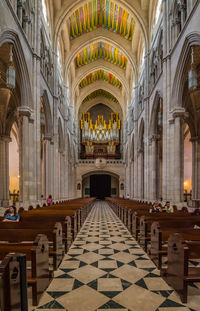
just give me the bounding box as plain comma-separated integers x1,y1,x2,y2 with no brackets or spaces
188,46,199,92
6,44,16,90
188,46,200,111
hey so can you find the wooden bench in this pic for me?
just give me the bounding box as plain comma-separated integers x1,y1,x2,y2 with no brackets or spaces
0,234,49,306
139,214,200,252
150,221,200,269
0,253,28,311
19,210,74,244
0,224,62,270
164,233,200,303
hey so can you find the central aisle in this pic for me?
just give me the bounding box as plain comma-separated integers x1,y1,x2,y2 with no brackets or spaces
34,201,196,311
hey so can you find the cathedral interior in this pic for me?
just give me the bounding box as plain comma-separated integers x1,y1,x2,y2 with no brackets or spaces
0,0,200,310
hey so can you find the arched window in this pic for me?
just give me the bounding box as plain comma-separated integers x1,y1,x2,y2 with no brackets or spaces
140,46,145,68
155,0,162,25
41,0,49,24
57,42,62,75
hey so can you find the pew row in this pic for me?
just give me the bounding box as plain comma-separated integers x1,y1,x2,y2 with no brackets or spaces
163,233,200,303
0,253,28,311
0,234,49,306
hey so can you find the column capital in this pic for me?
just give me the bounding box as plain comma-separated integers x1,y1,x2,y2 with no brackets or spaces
18,106,33,118
170,107,189,119
0,135,11,143
149,134,160,144
43,134,53,141
190,136,200,143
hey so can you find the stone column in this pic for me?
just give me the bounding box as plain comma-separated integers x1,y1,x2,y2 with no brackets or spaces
125,163,131,197
173,117,183,203
130,161,134,198
151,136,157,200
63,150,69,199
137,148,144,199
0,136,11,207
191,137,200,200
119,178,125,198
60,152,65,200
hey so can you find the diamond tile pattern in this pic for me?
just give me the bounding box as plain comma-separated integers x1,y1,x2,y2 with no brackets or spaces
31,201,200,311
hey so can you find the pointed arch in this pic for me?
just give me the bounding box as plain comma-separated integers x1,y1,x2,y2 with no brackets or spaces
58,118,64,152
41,90,53,139
171,32,200,108
0,30,32,109
149,91,162,135
138,118,144,148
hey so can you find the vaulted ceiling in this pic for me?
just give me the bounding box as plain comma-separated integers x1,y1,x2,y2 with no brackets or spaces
45,0,159,118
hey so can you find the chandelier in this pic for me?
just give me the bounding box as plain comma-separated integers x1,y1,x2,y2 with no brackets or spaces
188,46,200,111
0,44,16,90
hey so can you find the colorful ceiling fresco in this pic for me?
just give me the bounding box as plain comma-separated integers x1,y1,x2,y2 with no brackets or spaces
82,89,119,103
79,70,122,89
74,41,128,70
67,0,135,41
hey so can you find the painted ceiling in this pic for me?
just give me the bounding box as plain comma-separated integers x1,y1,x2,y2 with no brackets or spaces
82,89,119,103
79,70,122,89
74,41,128,70
67,0,135,41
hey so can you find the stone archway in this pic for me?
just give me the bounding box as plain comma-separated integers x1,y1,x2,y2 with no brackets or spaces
81,170,119,198
149,92,163,200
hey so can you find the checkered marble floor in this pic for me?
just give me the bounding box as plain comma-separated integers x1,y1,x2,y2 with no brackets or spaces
31,201,200,311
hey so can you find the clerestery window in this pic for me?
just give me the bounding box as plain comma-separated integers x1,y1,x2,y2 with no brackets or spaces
155,0,162,25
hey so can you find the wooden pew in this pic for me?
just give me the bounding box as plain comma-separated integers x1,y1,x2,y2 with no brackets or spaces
139,214,200,252
20,209,77,241
164,233,200,303
39,206,82,233
131,210,150,240
0,224,62,270
19,210,73,246
150,221,200,269
0,234,49,306
0,253,28,311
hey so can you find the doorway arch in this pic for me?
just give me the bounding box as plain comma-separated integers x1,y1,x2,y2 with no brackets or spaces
82,171,119,199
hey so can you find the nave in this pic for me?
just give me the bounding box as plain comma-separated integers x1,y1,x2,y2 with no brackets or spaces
31,201,199,311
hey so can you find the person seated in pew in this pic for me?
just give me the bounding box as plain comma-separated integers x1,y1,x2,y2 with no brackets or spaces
181,206,188,212
193,209,200,216
3,206,20,222
164,201,174,213
149,201,162,213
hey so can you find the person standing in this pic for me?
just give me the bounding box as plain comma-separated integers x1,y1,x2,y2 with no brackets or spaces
47,194,53,205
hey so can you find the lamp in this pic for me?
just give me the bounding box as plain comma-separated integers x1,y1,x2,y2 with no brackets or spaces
0,44,16,90
188,47,199,92
188,46,200,111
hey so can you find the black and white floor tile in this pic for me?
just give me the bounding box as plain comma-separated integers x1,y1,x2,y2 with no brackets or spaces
31,201,200,311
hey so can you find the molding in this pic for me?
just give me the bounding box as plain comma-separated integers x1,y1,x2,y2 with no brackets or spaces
170,0,200,57
18,106,33,117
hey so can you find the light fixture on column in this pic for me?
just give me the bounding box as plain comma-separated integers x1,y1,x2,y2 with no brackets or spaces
188,47,199,92
6,44,16,89
188,46,200,111
0,44,16,90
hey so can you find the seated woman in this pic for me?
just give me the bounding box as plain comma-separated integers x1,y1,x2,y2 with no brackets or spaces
3,206,20,222
149,201,162,213
164,201,174,213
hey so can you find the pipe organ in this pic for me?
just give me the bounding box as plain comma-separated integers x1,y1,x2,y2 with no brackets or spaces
80,112,121,158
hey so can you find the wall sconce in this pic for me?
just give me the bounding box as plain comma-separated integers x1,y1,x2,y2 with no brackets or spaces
0,44,16,90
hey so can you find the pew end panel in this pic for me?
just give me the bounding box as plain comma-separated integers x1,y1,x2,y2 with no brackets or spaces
0,253,28,311
166,233,200,303
31,234,49,306
53,222,63,269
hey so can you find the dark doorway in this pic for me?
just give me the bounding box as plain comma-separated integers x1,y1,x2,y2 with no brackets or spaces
90,175,111,199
